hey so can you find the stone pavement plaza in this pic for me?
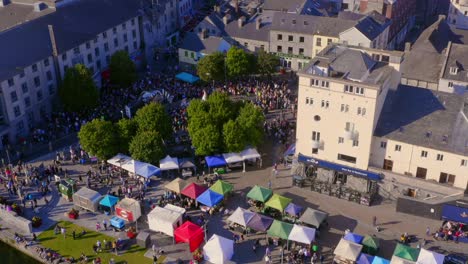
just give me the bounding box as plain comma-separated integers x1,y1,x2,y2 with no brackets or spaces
2,147,468,264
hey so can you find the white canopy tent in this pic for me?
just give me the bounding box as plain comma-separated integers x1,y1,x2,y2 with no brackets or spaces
416,249,445,264
222,153,243,164
227,207,255,227
147,205,185,237
159,155,179,171
288,224,316,245
391,256,416,264
333,238,363,262
107,154,133,167
240,148,261,160
121,160,145,174
203,234,234,264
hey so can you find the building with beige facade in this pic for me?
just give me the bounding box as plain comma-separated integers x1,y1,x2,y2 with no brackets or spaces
448,0,468,29
295,44,468,190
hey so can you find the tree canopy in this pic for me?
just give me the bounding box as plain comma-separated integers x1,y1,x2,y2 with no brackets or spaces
196,52,226,82
109,50,137,88
187,92,264,155
134,102,172,140
225,46,253,78
58,64,99,112
116,118,138,153
257,50,280,76
129,131,165,163
78,119,120,160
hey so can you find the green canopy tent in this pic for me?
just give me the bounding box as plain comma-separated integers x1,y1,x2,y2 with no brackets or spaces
362,235,380,255
247,185,273,203
267,220,293,240
393,243,420,262
265,194,292,212
210,180,234,195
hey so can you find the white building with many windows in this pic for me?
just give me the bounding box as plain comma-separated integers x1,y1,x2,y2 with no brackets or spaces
448,0,468,29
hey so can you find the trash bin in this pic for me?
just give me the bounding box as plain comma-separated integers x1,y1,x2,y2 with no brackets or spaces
136,230,151,248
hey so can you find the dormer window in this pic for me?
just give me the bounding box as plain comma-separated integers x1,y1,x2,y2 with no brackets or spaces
292,19,296,25
450,66,458,75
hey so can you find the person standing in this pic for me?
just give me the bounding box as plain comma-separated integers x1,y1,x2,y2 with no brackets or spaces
103,219,108,231
72,230,76,240
372,216,377,227
61,227,66,238
426,226,431,236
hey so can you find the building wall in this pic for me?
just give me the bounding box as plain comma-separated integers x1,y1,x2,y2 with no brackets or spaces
269,30,315,58
340,28,372,48
438,78,468,94
232,37,269,53
448,0,468,29
194,19,223,37
311,35,339,58
179,0,193,27
370,138,468,189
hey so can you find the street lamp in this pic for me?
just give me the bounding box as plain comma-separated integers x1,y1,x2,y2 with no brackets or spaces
120,110,124,119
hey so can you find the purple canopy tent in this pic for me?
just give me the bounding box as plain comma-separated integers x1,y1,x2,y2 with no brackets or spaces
247,213,274,232
284,203,303,217
344,232,365,244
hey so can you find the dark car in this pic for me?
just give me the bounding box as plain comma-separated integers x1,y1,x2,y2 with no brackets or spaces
444,254,468,264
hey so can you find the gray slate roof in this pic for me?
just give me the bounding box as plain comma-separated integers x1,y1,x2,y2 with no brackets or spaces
179,32,227,53
0,0,140,81
270,12,355,37
263,0,306,13
354,16,387,40
329,49,376,80
224,15,271,42
442,44,468,83
0,3,55,32
374,85,468,156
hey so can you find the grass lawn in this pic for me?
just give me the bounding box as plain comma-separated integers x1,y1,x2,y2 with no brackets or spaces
37,221,157,264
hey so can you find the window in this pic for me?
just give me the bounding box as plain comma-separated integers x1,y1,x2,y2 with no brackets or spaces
380,141,387,149
345,105,349,112
10,91,18,103
292,19,296,24
303,20,308,26
325,101,329,108
24,97,31,108
310,79,319,86
327,38,332,45
356,87,364,94
133,41,138,50
287,47,293,54
93,38,98,43
337,153,356,164
113,27,117,34
102,32,107,38
44,58,50,66
95,47,100,57
448,82,453,88
87,54,93,64
316,38,322,47
32,64,38,72
37,90,43,101
122,22,126,30
312,131,320,141
21,83,28,93
132,29,137,38
352,140,359,147
421,150,428,158
34,76,40,87
306,97,310,104
277,45,282,52
114,38,119,47
450,67,458,75
46,71,53,81
123,34,128,42
288,35,293,42
86,42,91,49
62,53,67,61
16,120,24,133
340,104,345,112
277,34,282,40
362,108,366,116
48,84,55,95
357,107,362,115
7,78,14,87
381,55,389,62
338,137,344,144
298,48,304,55
131,18,135,26
344,85,353,93
436,154,444,161
13,105,21,117
299,36,304,43
96,60,101,70
73,47,80,54
321,80,329,87
462,159,467,166
190,52,194,58
124,46,129,53
104,43,109,52
395,145,402,151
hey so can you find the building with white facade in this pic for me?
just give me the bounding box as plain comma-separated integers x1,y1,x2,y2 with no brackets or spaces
438,42,468,94
448,0,468,29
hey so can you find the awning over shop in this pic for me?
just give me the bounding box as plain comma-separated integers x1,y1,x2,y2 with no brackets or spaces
176,72,200,84
298,153,382,181
205,155,227,168
441,204,468,224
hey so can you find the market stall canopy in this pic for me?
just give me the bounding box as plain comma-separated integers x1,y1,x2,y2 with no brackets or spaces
247,185,273,203
176,72,200,84
196,189,224,207
210,180,233,195
107,153,133,167
362,235,380,255
164,204,186,214
203,234,234,263
285,203,304,217
357,253,375,264
181,183,208,199
179,158,196,169
267,220,293,240
99,195,119,208
298,208,328,228
174,221,204,252
288,224,316,244
390,256,416,264
334,238,363,261
246,213,274,232
165,178,187,193
227,207,255,227
159,155,179,171
265,194,292,212
372,256,390,264
120,160,144,174
205,155,227,168
240,148,261,160
222,152,243,164
344,232,365,244
393,244,420,262
73,187,102,212
148,206,185,237
135,163,161,178
115,198,141,222
416,248,445,264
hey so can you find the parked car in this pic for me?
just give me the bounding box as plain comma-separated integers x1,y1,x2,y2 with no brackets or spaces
444,254,468,264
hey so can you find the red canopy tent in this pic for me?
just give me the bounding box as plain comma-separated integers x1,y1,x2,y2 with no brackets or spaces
181,183,207,199
174,221,205,252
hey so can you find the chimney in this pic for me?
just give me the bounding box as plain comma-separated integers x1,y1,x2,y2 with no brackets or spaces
238,16,245,28
200,29,208,39
48,25,58,57
256,18,262,30
404,42,411,52
223,14,231,25
33,2,47,12
0,0,10,7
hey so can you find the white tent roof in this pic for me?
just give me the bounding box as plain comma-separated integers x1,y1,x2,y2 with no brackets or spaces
74,187,102,203
227,207,255,227
107,153,133,167
416,249,445,264
164,204,186,214
203,234,234,264
288,224,316,244
240,148,261,160
121,160,146,174
334,238,363,261
159,155,179,171
391,256,416,264
222,153,243,164
147,206,184,236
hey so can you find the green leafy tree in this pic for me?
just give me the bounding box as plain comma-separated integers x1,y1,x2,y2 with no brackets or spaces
196,52,226,82
109,50,137,87
58,64,99,112
223,120,245,152
236,102,265,147
191,124,222,155
225,46,252,78
257,50,280,76
78,119,119,160
117,118,138,153
134,102,172,140
206,92,237,128
129,131,165,163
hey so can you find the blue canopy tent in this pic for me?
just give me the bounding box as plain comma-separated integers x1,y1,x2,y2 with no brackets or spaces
176,72,200,84
196,189,224,207
344,232,365,244
135,163,161,179
284,203,304,217
205,155,227,174
99,195,119,214
371,256,390,264
357,253,375,264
